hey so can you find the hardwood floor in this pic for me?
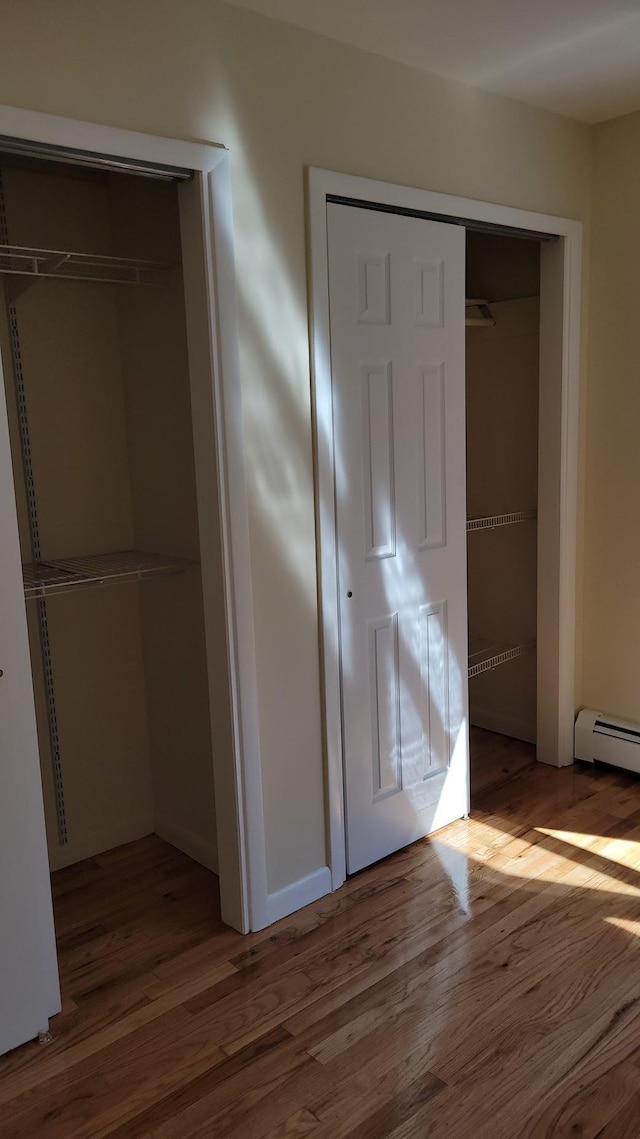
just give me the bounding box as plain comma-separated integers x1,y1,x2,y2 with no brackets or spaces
3,731,640,1137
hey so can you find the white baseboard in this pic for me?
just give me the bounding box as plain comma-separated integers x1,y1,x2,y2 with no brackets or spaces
471,707,536,745
154,814,219,875
47,813,155,871
266,866,332,926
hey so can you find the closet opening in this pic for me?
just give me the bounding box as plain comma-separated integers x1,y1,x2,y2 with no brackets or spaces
310,166,581,895
0,152,229,924
465,230,542,800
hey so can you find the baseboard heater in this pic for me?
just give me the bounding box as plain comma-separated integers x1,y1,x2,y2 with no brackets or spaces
575,709,640,774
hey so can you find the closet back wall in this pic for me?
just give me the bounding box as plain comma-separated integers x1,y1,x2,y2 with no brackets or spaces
466,233,540,744
466,299,540,743
1,163,153,868
110,173,218,871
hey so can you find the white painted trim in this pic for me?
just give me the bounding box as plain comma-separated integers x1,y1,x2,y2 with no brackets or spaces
308,167,582,893
0,104,227,177
536,237,582,768
0,104,266,934
266,867,332,926
47,815,155,872
182,162,269,932
154,815,219,875
557,234,582,765
308,168,582,246
307,174,347,893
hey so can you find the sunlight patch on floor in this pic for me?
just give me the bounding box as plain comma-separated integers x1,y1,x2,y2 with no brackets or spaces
433,820,640,896
537,828,640,871
605,916,640,936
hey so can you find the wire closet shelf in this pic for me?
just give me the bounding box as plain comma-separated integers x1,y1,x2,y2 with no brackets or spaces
468,636,535,679
0,243,173,285
23,550,196,601
466,510,537,532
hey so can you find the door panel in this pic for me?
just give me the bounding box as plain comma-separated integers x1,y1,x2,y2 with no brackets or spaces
0,325,59,1055
362,362,395,560
327,202,469,874
369,611,400,800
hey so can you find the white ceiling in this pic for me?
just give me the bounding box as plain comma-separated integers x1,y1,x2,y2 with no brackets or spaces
223,0,640,124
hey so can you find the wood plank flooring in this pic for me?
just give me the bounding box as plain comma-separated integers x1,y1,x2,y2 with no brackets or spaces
3,730,640,1137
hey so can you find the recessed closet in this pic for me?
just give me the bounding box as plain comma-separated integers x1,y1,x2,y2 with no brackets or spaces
0,153,220,877
465,231,541,793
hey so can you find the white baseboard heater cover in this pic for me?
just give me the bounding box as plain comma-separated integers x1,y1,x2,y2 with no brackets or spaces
575,708,640,774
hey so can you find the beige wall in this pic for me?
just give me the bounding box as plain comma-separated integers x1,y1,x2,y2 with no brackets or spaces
0,0,593,893
583,112,640,719
111,176,219,873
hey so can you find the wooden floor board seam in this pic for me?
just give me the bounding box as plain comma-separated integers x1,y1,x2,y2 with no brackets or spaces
3,730,640,1138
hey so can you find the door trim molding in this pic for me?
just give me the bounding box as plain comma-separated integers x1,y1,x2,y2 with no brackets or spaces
0,103,268,933
307,167,582,891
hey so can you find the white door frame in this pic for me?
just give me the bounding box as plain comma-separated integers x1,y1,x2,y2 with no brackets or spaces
308,167,582,891
0,104,268,933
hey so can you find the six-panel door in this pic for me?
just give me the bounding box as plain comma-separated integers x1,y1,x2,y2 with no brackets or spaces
327,202,469,873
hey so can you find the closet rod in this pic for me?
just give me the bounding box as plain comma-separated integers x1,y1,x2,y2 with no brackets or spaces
0,135,193,182
327,194,560,242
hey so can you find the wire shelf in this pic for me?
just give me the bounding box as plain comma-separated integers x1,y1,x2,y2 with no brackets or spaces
468,636,535,679
465,298,495,328
23,550,196,600
466,510,537,532
0,243,173,286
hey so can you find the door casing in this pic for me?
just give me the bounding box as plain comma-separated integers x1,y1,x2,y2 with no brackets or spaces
0,103,268,934
307,167,582,892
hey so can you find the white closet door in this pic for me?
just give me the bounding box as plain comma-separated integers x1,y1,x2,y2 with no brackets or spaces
0,352,59,1054
328,202,469,874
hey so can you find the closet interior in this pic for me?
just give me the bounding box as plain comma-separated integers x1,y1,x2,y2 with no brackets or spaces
465,231,541,793
0,152,222,878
